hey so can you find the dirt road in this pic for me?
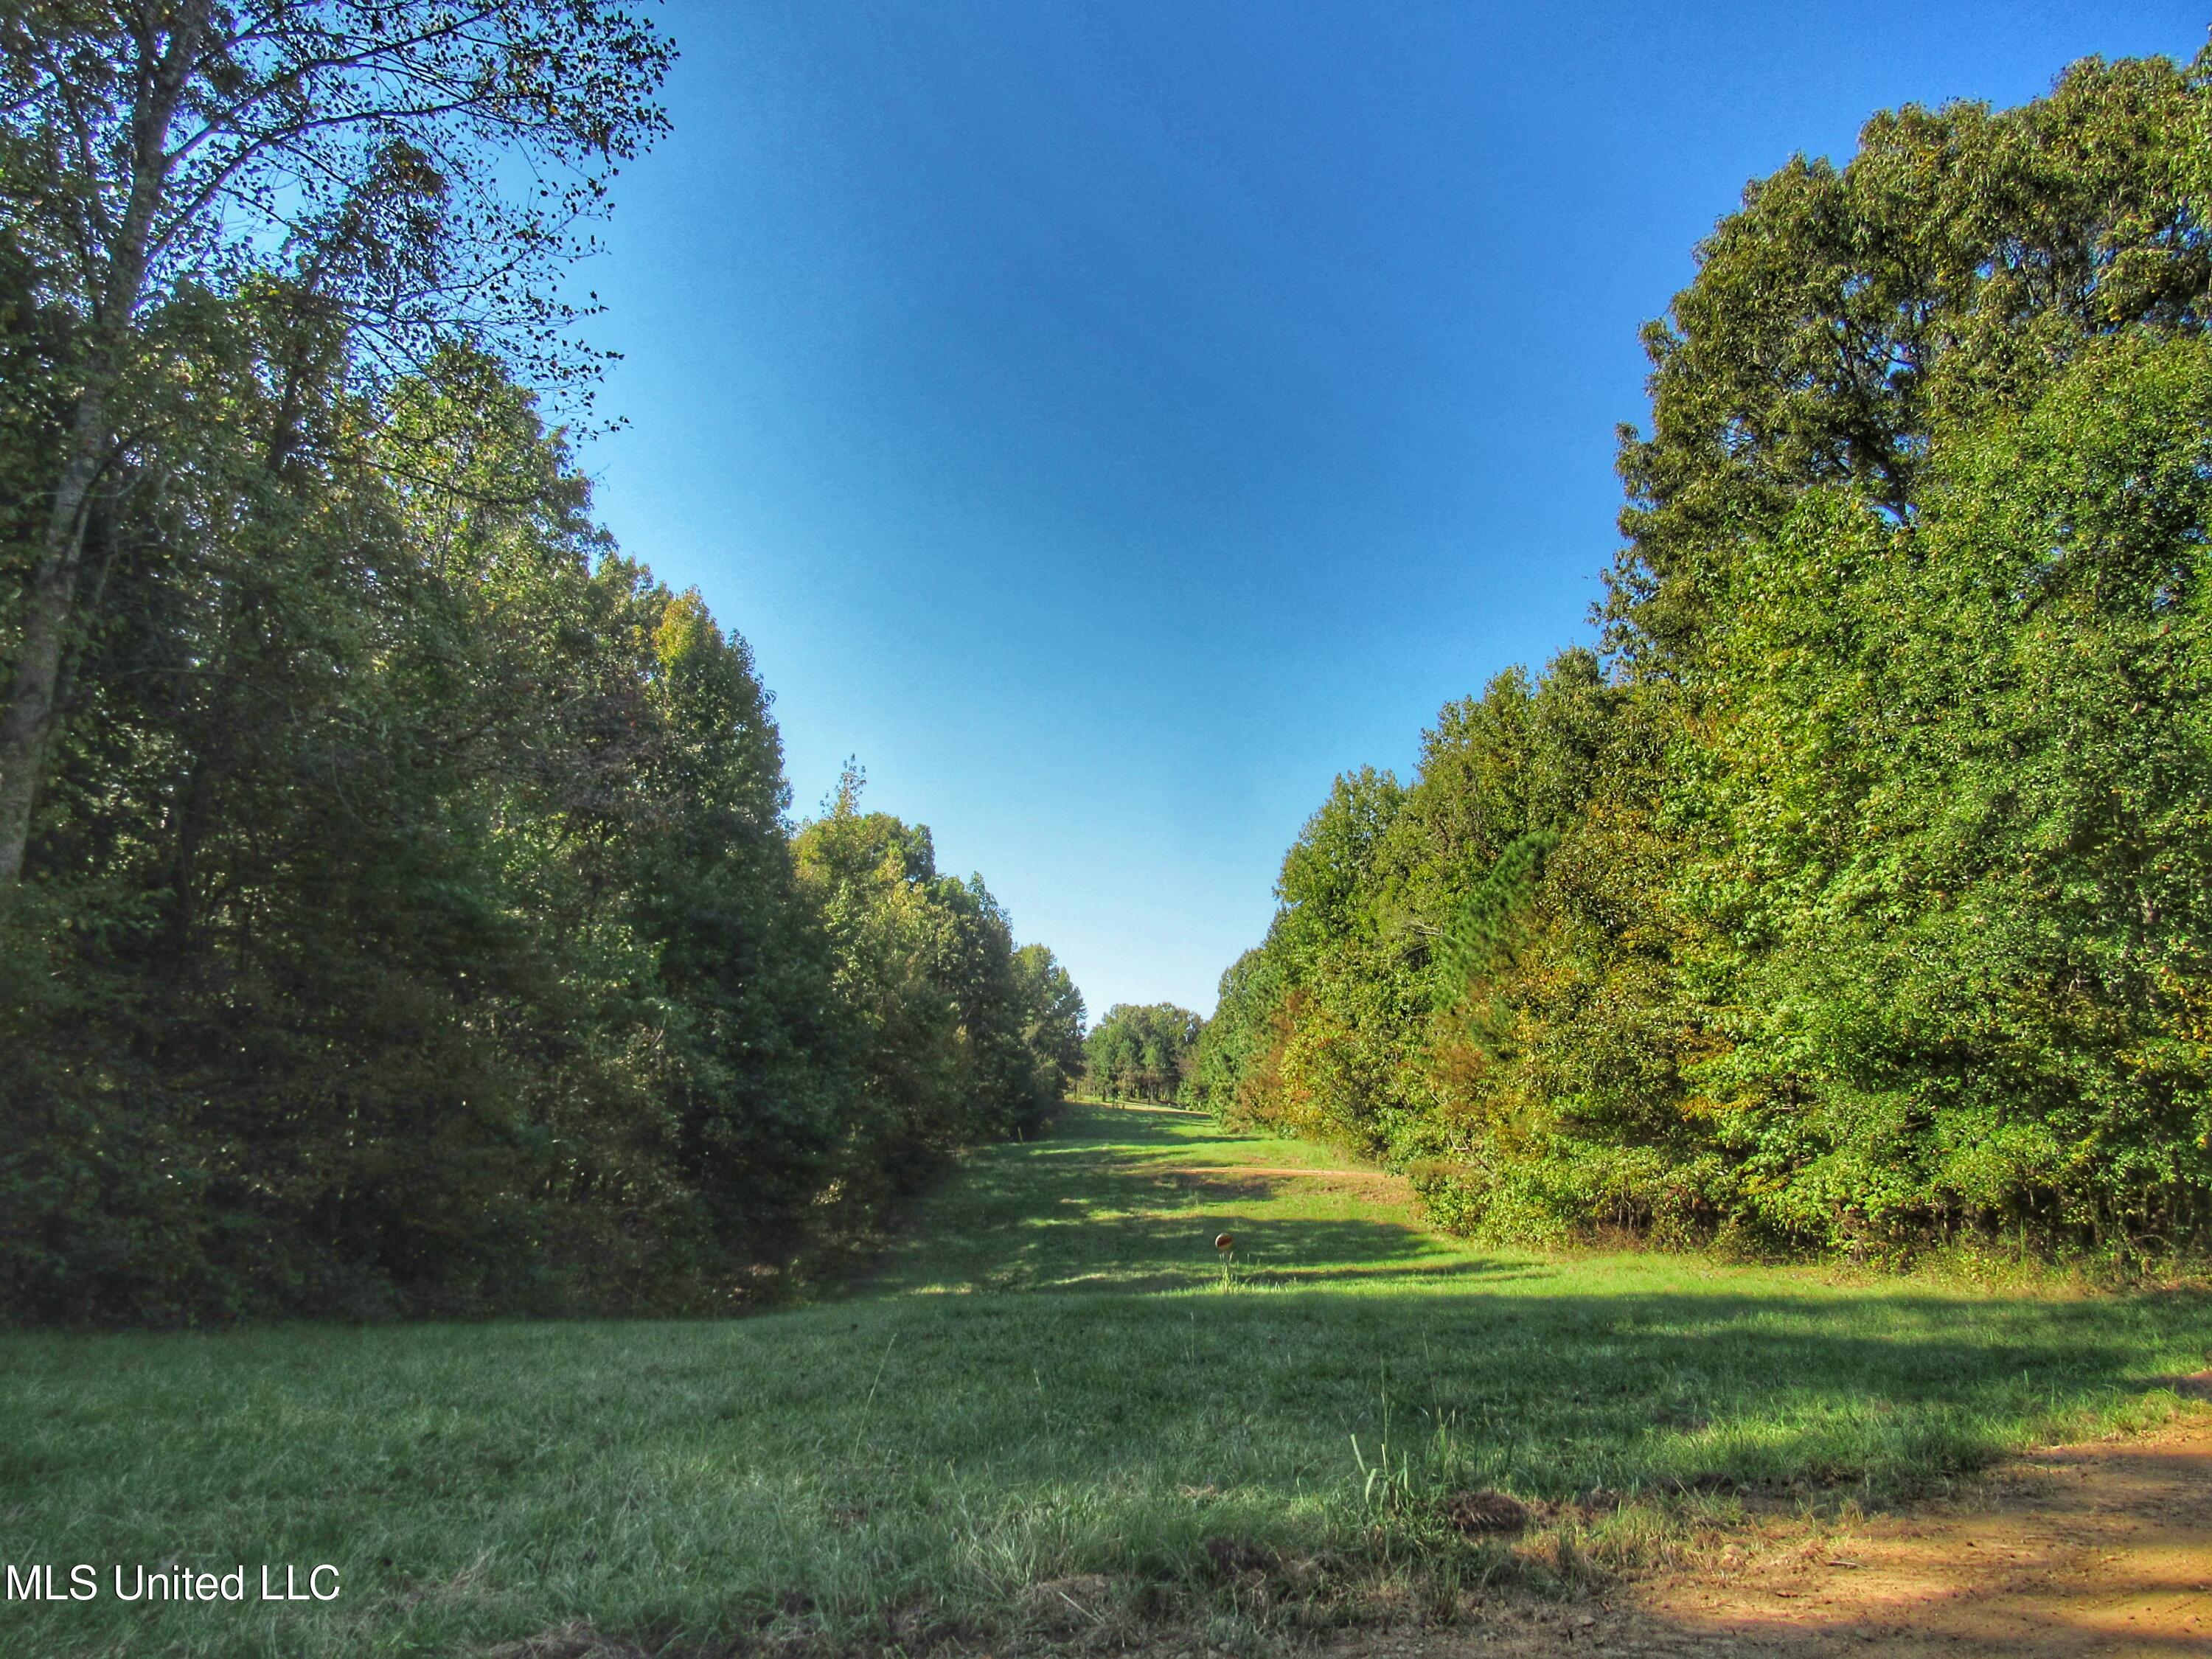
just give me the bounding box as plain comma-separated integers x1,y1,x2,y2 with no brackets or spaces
1641,1407,2211,1655
1340,1397,2212,1657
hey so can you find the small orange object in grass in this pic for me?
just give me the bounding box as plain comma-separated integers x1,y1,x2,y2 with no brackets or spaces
1214,1233,1234,1251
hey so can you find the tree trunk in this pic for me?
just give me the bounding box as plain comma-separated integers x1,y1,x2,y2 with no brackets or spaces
0,421,108,881
0,4,204,884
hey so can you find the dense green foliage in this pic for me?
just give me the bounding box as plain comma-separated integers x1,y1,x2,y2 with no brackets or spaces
4,1103,2205,1655
793,782,1086,1169
0,8,1082,1324
1189,49,2212,1260
1082,1001,1202,1102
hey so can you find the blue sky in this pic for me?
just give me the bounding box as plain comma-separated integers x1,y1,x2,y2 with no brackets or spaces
579,0,2207,1020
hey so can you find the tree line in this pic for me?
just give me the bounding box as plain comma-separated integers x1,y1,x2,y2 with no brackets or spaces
0,3,1084,1324
1081,1003,1200,1105
1186,49,2212,1263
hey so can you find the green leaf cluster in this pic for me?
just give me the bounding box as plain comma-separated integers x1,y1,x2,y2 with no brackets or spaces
0,310,1082,1326
1080,1002,1203,1104
1190,46,2212,1262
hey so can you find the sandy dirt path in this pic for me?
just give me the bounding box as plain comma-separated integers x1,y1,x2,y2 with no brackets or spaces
1135,1137,2212,1655
1638,1405,2212,1656
1310,1397,2212,1658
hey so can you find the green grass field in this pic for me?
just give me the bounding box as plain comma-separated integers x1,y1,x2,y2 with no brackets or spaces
3,1103,2208,1656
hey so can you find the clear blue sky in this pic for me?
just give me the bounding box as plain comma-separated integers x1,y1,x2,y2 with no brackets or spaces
579,0,2206,1021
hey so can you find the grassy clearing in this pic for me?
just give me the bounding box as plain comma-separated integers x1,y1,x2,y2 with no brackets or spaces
2,1103,2208,1656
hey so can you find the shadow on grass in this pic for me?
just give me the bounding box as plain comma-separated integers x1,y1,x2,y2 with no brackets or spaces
805,1279,2212,1546
3,1296,2207,1659
4,1098,2208,1656
866,1109,1470,1296
847,1103,2212,1505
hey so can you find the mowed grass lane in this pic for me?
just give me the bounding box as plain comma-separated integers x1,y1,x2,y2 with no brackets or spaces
2,1103,2208,1655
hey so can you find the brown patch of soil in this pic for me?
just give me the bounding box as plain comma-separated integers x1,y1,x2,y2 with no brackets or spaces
484,1624,650,1659
1447,1488,1532,1537
1144,1164,1416,1205
1636,1406,2212,1656
490,1405,2212,1658
1310,1404,2212,1658
1145,1165,1401,1181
